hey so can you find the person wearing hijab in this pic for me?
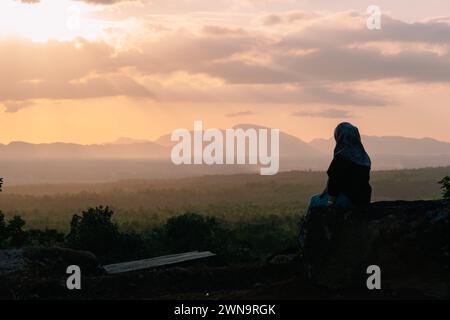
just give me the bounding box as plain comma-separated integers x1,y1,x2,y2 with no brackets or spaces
308,122,372,210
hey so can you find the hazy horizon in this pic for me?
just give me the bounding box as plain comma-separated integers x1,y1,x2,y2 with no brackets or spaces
2,126,450,146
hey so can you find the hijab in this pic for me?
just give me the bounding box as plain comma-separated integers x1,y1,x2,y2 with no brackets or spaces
333,122,371,168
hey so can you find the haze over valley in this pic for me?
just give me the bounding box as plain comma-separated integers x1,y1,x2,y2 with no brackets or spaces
2,125,450,184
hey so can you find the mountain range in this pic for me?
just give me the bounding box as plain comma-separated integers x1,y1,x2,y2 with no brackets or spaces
1,124,450,184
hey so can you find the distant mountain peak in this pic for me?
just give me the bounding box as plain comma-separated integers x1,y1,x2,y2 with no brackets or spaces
8,141,32,146
232,123,271,130
112,137,150,145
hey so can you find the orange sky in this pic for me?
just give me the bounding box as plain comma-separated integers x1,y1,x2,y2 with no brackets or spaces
1,0,450,144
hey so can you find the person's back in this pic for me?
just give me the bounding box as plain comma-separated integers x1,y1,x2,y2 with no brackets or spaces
307,122,372,211
327,155,371,207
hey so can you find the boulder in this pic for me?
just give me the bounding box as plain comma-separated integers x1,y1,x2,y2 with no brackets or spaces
0,247,102,299
300,199,450,298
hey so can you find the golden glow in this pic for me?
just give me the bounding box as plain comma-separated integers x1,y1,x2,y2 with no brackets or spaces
0,1,450,145
0,0,105,42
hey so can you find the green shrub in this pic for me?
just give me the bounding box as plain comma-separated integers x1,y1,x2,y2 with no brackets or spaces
66,206,121,260
0,213,39,248
164,213,229,254
27,229,65,247
66,206,145,263
0,212,7,248
7,215,28,247
439,176,450,199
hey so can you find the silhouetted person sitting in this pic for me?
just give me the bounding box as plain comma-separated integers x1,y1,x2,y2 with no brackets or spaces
308,122,372,212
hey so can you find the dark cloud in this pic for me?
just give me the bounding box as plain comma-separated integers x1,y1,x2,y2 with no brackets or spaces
0,74,152,101
2,11,450,109
292,108,353,119
0,39,152,102
202,25,247,36
0,33,391,107
146,81,389,106
113,17,450,86
278,14,450,48
1,100,36,113
262,12,318,26
225,110,256,117
276,47,450,83
303,86,390,107
262,14,283,26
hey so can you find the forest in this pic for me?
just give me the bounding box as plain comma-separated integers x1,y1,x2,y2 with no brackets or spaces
0,166,449,265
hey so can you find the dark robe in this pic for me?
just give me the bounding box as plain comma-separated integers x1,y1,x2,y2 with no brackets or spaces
326,155,372,206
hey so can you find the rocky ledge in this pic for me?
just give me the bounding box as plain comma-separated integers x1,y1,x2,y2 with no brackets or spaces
0,247,102,299
300,199,450,298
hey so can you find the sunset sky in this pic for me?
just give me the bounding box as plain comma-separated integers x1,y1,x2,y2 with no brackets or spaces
1,0,450,144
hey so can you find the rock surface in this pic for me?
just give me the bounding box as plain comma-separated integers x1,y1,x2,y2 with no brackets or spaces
300,199,450,298
0,247,102,299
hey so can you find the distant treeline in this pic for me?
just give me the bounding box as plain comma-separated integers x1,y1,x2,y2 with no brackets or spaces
0,167,448,232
